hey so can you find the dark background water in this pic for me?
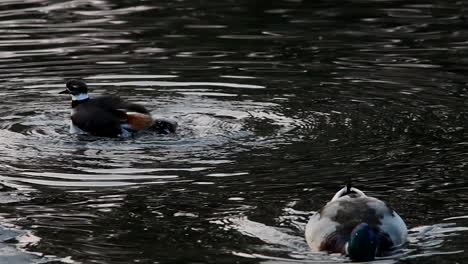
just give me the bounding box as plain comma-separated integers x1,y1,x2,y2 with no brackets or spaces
0,0,467,263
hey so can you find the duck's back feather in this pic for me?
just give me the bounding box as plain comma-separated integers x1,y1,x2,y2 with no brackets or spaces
71,104,123,137
91,95,150,114
305,188,407,256
71,95,151,137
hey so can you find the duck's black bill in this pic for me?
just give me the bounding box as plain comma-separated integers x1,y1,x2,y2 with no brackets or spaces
59,90,70,94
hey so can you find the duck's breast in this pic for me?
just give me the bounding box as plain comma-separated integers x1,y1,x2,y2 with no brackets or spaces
305,198,356,253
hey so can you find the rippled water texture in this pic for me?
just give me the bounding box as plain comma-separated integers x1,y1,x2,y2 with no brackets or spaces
0,0,467,263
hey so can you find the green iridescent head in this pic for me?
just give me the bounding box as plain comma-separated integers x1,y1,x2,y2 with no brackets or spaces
347,223,377,261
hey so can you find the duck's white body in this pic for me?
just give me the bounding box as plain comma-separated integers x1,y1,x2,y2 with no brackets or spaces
305,187,407,257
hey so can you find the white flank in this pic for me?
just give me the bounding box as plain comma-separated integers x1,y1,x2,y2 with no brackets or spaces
305,212,338,251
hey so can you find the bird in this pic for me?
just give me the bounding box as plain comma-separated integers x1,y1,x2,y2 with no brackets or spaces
59,79,177,137
305,184,407,261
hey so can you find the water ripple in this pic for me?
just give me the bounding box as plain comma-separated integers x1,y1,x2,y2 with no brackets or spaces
0,0,467,263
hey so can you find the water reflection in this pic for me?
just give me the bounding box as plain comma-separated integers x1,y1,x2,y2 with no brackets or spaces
0,0,467,263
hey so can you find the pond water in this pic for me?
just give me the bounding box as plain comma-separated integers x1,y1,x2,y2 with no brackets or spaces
0,0,467,263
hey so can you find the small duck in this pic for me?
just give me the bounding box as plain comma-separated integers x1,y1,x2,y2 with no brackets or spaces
305,184,407,261
60,79,177,137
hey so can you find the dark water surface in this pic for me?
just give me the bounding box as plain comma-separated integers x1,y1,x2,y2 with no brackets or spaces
0,0,467,263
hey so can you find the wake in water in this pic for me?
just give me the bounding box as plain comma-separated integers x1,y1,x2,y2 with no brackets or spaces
213,207,468,263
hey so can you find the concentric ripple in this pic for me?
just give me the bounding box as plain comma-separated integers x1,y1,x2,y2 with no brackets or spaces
0,0,467,263
0,74,303,189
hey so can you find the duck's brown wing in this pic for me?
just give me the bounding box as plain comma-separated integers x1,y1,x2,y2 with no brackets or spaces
125,112,154,130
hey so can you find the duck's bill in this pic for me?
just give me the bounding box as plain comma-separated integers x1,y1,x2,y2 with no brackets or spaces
59,89,70,94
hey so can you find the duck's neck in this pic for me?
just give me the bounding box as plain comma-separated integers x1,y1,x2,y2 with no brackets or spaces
71,93,89,108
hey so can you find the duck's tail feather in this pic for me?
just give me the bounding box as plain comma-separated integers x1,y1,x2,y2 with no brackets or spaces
150,117,178,134
331,184,366,201
345,176,352,195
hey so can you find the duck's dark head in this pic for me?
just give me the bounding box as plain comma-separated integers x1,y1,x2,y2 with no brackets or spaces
347,223,377,261
60,79,88,96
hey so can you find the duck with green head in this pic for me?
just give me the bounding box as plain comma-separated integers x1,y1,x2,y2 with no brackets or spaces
305,185,407,261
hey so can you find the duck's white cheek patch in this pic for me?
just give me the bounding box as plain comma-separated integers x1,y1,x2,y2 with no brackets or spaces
71,93,89,101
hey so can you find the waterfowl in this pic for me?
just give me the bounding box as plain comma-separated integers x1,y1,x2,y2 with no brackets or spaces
60,79,177,137
305,185,407,261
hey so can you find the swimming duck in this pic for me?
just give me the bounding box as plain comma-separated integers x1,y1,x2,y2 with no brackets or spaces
60,79,177,137
305,185,407,261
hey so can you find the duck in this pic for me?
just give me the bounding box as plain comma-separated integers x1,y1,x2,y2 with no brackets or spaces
305,184,407,261
60,79,177,137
